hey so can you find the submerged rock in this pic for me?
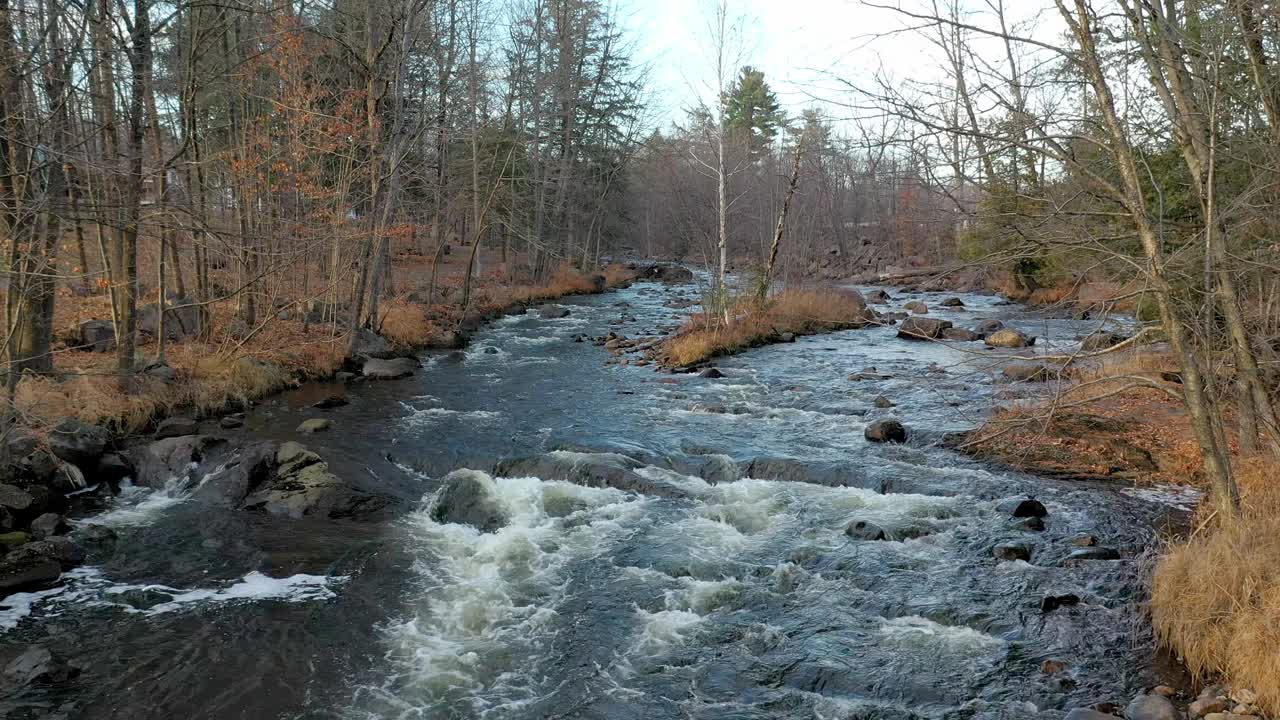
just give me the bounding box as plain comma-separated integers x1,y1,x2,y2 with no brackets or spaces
997,497,1048,518
864,419,907,443
1065,547,1121,562
539,306,571,319
429,470,510,533
3,645,80,687
993,542,1032,562
296,418,332,434
941,327,982,341
844,520,887,541
1041,593,1080,613
699,367,725,379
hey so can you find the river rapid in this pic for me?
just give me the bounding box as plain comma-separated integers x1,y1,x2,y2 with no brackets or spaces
0,278,1192,720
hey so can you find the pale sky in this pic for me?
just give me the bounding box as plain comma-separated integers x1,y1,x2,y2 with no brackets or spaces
619,0,934,128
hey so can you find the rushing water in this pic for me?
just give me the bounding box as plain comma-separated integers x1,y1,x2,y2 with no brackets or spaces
0,279,1189,720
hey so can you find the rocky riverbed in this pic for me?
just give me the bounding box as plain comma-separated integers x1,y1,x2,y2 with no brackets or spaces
0,277,1223,720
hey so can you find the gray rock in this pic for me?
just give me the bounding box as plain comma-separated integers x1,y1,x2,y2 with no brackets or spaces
864,419,907,443
313,394,349,409
1014,516,1046,531
220,416,244,429
351,328,394,360
699,367,725,379
126,435,225,489
940,297,965,307
1124,693,1179,720
897,317,952,340
874,396,894,409
864,289,891,304
974,319,1005,337
941,327,982,341
7,537,84,569
155,416,200,439
904,300,928,314
539,306,571,319
28,513,67,540
845,520,887,541
47,418,110,468
335,371,356,384
361,356,417,380
77,319,115,352
240,442,389,519
993,542,1032,562
137,296,207,340
429,469,510,532
96,453,133,484
0,554,62,597
0,484,33,512
192,442,277,508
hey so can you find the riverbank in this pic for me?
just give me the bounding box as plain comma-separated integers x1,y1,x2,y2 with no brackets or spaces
957,341,1280,718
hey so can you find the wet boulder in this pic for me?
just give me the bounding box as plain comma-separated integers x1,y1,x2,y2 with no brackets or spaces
0,484,34,513
1124,693,1179,720
1041,593,1080,613
47,418,110,468
993,542,1032,562
191,441,278,508
974,319,1005,337
941,328,981,342
28,513,68,540
539,306,571,319
1081,331,1126,351
155,416,200,439
864,419,907,444
699,367,725,379
8,537,85,570
845,520,887,541
96,453,133,485
1013,516,1046,532
873,396,894,409
1065,710,1122,720
497,451,687,498
361,356,417,380
904,300,928,314
998,497,1048,518
126,435,225,490
241,442,391,520
429,469,510,533
864,289,891,304
985,328,1035,348
76,319,116,353
940,297,965,308
0,549,67,597
897,317,952,341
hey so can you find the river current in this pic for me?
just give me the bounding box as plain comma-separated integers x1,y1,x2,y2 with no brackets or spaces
0,278,1191,720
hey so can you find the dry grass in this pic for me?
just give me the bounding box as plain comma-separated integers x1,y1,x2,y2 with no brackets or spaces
662,288,869,368
1151,460,1280,716
378,297,436,347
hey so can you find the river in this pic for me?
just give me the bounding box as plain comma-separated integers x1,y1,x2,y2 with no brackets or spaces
0,278,1192,719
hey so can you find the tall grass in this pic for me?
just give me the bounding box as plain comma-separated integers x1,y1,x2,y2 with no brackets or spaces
1151,460,1280,715
662,288,870,367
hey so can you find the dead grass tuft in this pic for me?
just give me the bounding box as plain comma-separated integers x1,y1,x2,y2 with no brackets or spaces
1151,459,1280,716
662,288,869,367
378,297,435,347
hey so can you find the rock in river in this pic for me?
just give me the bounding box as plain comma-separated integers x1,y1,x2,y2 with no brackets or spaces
985,328,1035,348
993,542,1032,562
897,317,952,340
46,418,109,468
241,442,390,519
1124,693,1179,720
297,418,332,434
998,497,1048,518
429,469,510,533
155,416,200,439
362,356,417,380
864,419,907,443
845,520,887,541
